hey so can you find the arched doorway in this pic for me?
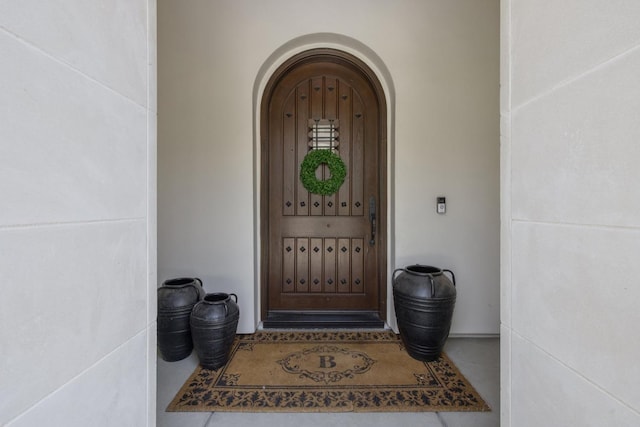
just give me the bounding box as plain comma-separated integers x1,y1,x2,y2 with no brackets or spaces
260,49,388,328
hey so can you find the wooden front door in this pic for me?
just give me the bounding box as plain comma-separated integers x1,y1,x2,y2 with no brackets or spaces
260,49,386,327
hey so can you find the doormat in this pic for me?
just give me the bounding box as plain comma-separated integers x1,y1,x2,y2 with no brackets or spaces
167,331,490,413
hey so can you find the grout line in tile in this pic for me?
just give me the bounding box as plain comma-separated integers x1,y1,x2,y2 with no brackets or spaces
0,216,146,231
511,329,640,417
511,43,640,115
6,328,149,426
436,412,448,427
511,218,640,232
0,25,148,110
204,412,214,427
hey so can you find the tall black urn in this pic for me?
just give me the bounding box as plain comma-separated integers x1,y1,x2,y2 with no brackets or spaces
392,265,456,362
157,277,205,361
190,293,240,370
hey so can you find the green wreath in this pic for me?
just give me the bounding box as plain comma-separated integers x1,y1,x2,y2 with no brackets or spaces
300,149,347,196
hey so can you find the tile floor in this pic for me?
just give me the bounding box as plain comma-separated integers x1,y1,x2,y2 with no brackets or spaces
157,335,500,427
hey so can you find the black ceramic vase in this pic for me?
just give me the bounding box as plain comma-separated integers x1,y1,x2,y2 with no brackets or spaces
392,265,456,362
190,293,240,370
157,277,205,362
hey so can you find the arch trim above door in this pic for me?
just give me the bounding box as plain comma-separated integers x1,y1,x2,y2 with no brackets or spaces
252,34,396,330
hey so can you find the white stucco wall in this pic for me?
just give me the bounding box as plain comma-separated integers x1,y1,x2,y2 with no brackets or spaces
0,1,157,426
158,0,500,335
501,1,640,425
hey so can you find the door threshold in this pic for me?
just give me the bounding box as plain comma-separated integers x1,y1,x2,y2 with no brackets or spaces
262,311,385,329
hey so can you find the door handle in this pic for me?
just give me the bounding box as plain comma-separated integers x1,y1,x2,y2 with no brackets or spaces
369,196,376,246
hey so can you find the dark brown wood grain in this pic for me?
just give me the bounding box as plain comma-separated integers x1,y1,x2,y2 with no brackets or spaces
260,49,387,323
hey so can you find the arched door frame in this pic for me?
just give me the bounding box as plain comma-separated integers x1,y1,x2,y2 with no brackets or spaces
252,33,397,330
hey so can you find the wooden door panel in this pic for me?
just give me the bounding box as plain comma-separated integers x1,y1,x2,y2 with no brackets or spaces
282,94,296,217
324,237,337,293
337,81,352,217
282,237,295,293
351,94,365,217
262,51,386,321
279,236,367,296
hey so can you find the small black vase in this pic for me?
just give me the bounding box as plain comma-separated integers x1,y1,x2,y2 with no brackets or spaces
157,277,205,361
190,293,240,370
392,265,456,361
